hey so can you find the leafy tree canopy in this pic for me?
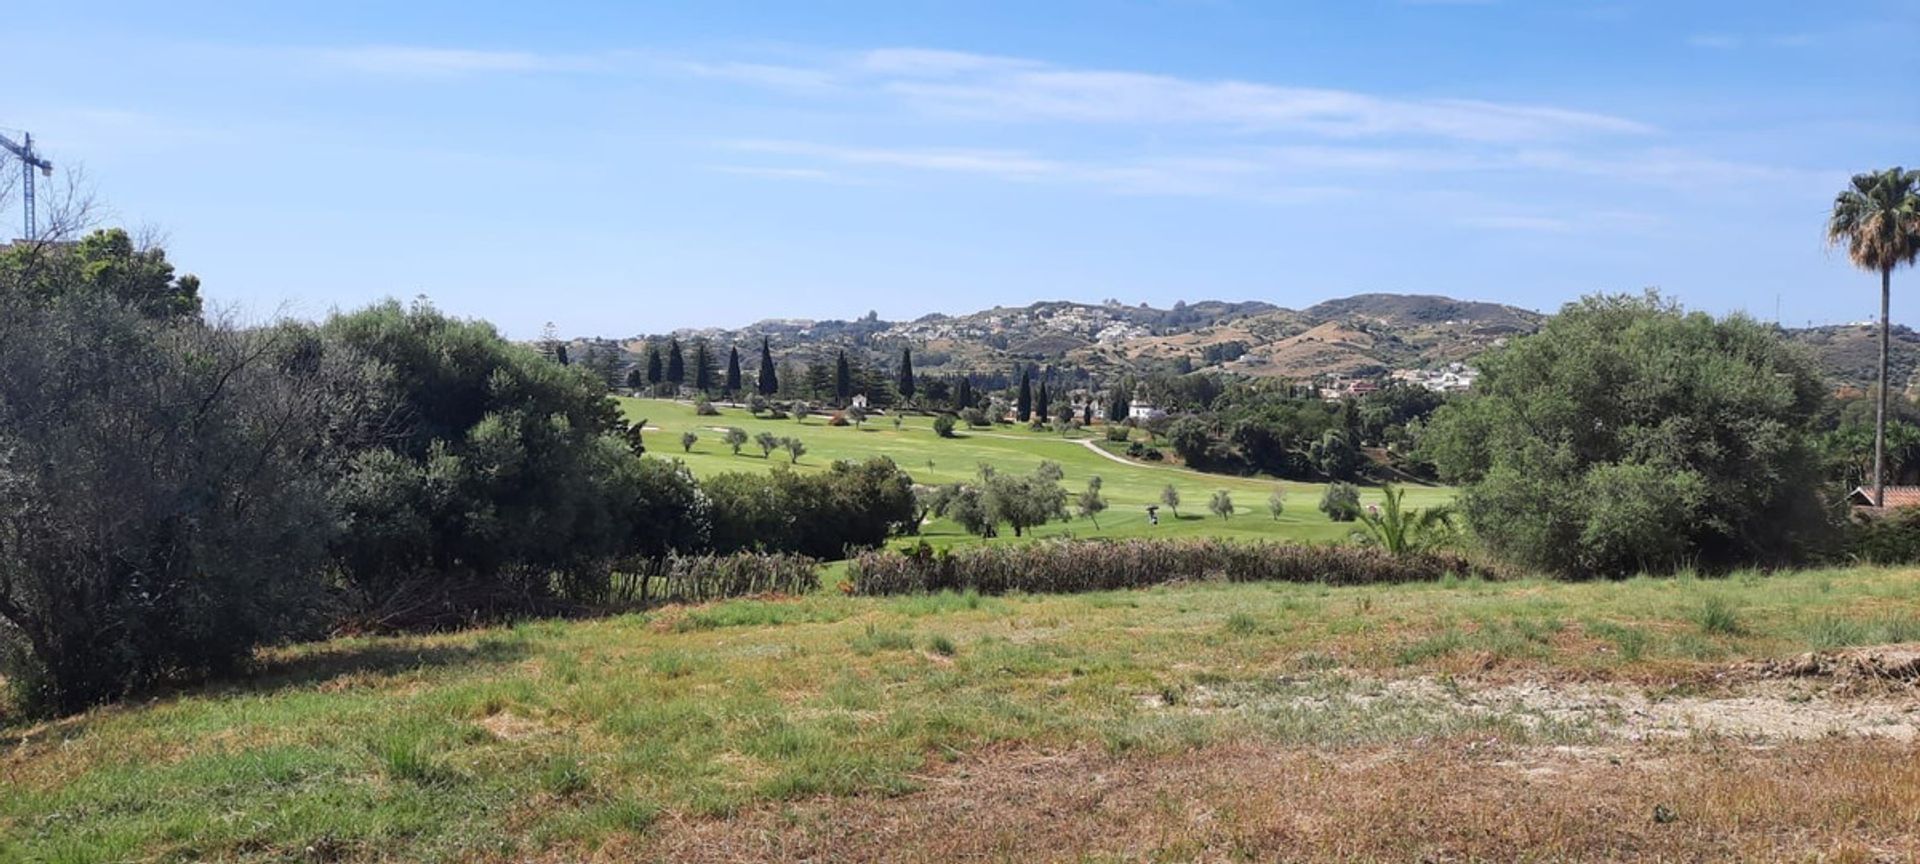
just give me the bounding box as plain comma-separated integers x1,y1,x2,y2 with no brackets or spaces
1424,291,1831,576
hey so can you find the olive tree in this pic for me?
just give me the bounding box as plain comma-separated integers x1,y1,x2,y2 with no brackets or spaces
0,289,342,714
1423,292,1831,577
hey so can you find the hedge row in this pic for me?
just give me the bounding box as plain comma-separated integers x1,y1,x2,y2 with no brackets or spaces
611,553,821,606
846,538,1487,596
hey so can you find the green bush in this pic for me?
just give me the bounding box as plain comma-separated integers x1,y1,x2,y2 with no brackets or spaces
0,243,341,715
847,538,1486,595
933,415,957,438
1424,292,1833,577
1845,507,1920,564
1319,482,1362,522
317,301,708,627
609,553,820,606
704,457,918,558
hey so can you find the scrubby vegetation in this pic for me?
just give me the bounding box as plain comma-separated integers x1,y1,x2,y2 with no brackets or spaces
1426,292,1834,577
605,553,820,605
847,538,1484,595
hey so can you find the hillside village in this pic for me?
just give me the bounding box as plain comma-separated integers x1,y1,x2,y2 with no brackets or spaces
568,293,1901,400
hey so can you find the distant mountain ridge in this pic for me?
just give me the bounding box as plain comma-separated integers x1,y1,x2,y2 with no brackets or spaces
603,293,1545,381
575,293,1900,388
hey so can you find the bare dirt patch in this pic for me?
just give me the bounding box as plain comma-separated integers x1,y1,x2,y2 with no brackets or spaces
1744,643,1920,688
626,738,1920,863
479,710,548,742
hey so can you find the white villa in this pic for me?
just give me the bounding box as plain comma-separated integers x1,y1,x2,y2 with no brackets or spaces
1128,399,1165,421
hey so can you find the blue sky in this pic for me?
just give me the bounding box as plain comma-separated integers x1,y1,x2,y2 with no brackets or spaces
10,1,1917,337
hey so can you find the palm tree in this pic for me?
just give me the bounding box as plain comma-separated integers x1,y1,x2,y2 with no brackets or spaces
1352,485,1455,556
1828,167,1920,507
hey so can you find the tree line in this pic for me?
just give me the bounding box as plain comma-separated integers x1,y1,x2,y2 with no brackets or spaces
0,231,916,717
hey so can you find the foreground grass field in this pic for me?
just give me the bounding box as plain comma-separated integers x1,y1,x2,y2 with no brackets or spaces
621,397,1455,547
6,567,1919,861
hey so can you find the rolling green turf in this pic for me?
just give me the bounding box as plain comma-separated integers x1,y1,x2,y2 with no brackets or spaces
621,398,1455,548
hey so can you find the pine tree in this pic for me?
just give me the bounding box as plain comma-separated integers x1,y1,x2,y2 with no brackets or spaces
898,347,916,402
725,346,743,396
666,338,685,386
757,337,778,396
646,345,663,384
835,350,852,404
1016,369,1032,422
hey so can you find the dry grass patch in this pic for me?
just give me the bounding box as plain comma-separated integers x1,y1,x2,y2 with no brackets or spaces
632,738,1920,863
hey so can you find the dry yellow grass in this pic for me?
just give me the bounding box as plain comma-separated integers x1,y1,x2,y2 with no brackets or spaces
5,568,1919,862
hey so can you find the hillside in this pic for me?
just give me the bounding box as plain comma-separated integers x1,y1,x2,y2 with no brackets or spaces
1788,323,1920,391
599,293,1544,382
582,294,1909,389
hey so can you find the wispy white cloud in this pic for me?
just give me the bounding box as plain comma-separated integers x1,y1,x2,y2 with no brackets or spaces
725,139,1066,179
1459,215,1573,232
663,45,1804,214
1686,32,1818,50
710,165,840,180
310,45,597,78
675,61,842,93
719,139,1352,202
846,49,1653,142
1459,210,1661,234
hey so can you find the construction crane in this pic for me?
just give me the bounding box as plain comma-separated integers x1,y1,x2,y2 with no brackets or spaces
0,130,54,240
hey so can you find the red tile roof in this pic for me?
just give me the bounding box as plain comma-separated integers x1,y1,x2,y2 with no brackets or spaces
1850,486,1920,508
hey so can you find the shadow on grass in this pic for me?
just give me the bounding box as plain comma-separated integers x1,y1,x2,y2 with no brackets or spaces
1,637,533,738
241,637,532,696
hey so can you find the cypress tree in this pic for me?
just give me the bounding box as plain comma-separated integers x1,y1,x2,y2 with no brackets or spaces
645,345,662,384
956,375,973,411
725,346,743,396
626,367,643,390
1035,380,1050,421
757,337,778,396
694,340,714,393
1107,384,1129,423
666,338,685,386
835,350,852,404
1016,369,1032,422
554,344,570,366
898,347,916,402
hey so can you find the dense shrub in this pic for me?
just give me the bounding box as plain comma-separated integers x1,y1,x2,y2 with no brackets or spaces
933,415,957,438
704,457,917,558
606,553,819,606
1424,292,1833,577
315,302,705,627
1846,508,1920,564
695,399,720,416
1105,425,1131,442
0,258,343,714
1320,482,1362,522
848,539,1485,595
925,465,1069,538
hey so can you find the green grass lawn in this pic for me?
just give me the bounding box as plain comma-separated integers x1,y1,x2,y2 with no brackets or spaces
5,566,1917,862
622,397,1455,548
